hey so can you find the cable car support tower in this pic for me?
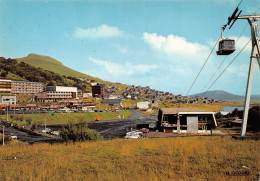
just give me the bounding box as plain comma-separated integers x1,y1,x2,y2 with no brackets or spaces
237,15,260,136
218,2,260,136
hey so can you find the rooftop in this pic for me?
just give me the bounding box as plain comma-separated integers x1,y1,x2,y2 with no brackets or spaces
160,108,210,114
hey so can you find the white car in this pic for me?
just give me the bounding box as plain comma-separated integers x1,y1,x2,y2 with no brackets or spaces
9,133,17,139
41,128,52,134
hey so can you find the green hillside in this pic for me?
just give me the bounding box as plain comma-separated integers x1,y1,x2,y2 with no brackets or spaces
16,53,127,90
17,54,98,81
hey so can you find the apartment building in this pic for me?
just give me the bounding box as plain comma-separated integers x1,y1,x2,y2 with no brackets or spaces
92,83,107,98
0,79,12,93
45,86,77,100
12,81,44,94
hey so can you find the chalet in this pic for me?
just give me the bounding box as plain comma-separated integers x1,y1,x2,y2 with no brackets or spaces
157,108,217,133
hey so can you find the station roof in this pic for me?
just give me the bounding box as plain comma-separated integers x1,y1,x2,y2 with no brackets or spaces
160,108,211,114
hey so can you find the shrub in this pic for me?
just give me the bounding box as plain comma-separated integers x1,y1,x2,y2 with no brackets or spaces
0,134,11,145
19,116,24,122
248,106,260,131
30,123,36,131
60,120,100,142
26,118,32,126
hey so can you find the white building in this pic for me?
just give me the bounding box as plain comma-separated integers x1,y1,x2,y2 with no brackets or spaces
0,96,16,105
137,101,151,111
83,93,93,98
46,86,78,99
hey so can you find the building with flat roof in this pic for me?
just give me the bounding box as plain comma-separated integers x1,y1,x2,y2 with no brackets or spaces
0,79,12,93
92,83,107,98
0,96,16,105
45,86,77,101
137,101,151,111
0,79,44,94
12,81,44,94
157,108,217,133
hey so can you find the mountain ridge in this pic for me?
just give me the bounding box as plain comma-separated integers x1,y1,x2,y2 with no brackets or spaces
190,90,260,101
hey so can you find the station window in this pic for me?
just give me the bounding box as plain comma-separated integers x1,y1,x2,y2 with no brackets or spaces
163,116,168,123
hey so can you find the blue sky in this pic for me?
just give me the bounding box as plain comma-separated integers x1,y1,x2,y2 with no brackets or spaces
0,0,260,96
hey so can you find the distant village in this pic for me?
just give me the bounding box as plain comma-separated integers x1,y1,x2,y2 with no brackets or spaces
0,78,225,113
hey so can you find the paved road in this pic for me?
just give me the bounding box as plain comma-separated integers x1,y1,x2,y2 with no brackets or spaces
0,110,157,143
88,110,157,140
0,121,60,144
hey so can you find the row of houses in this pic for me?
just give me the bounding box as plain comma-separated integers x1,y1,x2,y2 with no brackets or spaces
122,85,224,105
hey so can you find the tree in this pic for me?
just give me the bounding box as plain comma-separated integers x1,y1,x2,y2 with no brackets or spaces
248,106,260,131
0,70,8,77
60,120,100,142
47,81,54,86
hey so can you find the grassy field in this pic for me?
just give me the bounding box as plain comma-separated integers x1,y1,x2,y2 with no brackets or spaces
0,137,259,180
0,111,131,126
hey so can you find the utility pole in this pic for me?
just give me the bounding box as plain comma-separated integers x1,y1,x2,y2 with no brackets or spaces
6,104,8,122
237,15,260,136
2,126,4,146
45,113,47,133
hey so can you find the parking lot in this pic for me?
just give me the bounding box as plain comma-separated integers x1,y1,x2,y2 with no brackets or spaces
0,121,61,144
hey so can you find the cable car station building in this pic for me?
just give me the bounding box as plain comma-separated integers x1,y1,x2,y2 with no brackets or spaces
157,108,217,133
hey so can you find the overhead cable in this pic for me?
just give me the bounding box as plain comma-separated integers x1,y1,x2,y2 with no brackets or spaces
201,23,248,91
201,38,251,98
185,35,221,96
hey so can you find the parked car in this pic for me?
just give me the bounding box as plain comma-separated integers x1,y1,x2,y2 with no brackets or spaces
41,128,52,134
51,131,59,136
140,128,149,133
9,133,17,139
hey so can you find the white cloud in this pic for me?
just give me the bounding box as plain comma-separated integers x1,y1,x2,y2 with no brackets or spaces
227,64,250,78
74,24,124,39
89,57,158,77
230,36,251,52
143,32,209,62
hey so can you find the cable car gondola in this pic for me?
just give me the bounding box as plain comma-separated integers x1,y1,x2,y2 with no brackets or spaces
216,39,236,55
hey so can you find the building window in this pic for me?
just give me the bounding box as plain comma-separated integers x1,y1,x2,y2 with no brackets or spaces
163,116,168,123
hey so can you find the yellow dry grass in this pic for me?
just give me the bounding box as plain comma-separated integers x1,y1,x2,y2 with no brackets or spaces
0,137,259,180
